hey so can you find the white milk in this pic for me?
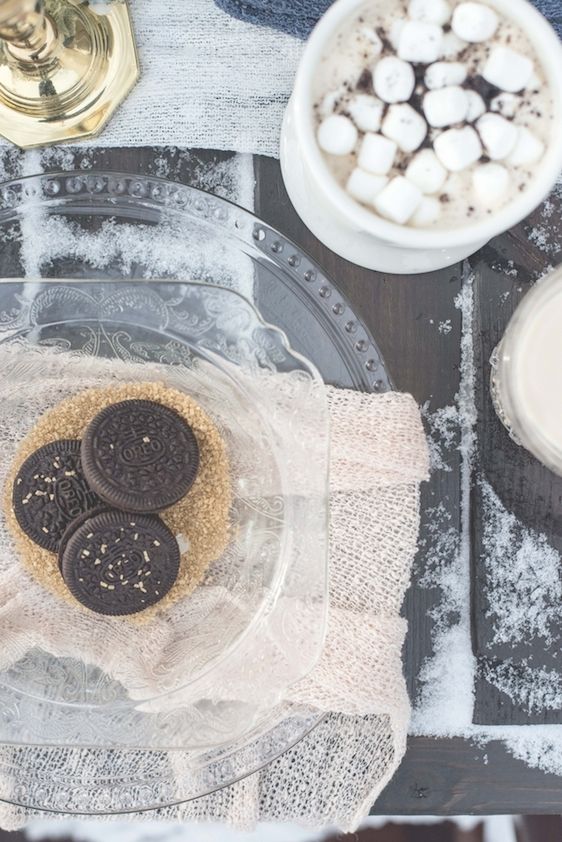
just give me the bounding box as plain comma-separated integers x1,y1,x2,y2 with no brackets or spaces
512,282,562,458
493,268,562,474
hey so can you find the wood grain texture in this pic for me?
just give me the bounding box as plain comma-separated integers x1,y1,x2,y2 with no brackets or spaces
470,197,562,725
375,737,562,815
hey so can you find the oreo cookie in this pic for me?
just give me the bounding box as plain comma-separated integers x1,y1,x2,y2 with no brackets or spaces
82,400,200,513
13,440,101,552
60,510,180,616
57,505,111,573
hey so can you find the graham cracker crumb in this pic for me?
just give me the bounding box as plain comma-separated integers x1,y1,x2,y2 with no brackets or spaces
4,382,232,624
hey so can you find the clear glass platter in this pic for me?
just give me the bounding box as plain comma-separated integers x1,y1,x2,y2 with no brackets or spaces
0,171,392,814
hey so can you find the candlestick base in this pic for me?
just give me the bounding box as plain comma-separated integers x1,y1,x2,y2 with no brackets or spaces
0,0,139,149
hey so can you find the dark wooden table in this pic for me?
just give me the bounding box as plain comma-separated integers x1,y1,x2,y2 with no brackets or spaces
1,144,561,817
253,154,562,815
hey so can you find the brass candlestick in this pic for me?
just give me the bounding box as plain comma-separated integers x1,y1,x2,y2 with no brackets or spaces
0,0,139,148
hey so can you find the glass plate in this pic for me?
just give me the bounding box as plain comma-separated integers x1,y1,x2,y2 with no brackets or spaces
0,171,392,393
0,281,329,725
0,171,391,814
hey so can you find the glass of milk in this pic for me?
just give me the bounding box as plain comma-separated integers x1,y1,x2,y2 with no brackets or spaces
491,265,562,474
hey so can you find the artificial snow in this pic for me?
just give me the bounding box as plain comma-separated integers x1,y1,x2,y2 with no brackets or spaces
527,177,562,256
13,148,256,300
481,660,562,713
412,270,476,737
421,403,459,472
480,480,562,647
413,260,562,776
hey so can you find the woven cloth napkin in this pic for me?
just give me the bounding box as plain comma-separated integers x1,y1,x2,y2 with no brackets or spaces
0,346,428,832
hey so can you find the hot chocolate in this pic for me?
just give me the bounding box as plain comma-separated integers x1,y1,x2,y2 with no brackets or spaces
313,0,554,228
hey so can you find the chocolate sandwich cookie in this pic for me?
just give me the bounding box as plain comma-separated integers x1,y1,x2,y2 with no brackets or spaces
13,440,101,552
82,399,200,512
57,505,111,573
60,510,180,616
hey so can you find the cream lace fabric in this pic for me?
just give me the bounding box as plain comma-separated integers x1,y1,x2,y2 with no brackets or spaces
0,349,428,832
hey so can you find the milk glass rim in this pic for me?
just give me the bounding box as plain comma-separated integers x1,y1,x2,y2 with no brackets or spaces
291,0,562,249
498,264,562,472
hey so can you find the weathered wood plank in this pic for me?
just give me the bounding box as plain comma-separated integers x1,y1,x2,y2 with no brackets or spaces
375,736,562,814
470,193,562,725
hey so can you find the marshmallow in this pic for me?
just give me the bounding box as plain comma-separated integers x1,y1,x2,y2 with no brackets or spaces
408,0,451,25
381,103,428,152
358,132,397,174
374,176,423,224
346,168,389,204
389,18,407,51
423,85,469,127
425,61,467,89
434,125,482,170
406,149,448,193
373,56,415,103
440,31,468,58
472,162,510,207
490,92,519,119
319,88,343,118
476,112,518,160
482,46,534,93
348,94,384,133
317,115,358,155
527,71,541,90
360,26,383,56
411,196,442,226
465,90,486,122
507,126,545,167
398,21,443,64
451,2,498,42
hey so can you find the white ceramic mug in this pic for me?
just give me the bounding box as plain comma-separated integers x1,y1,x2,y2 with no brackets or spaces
280,0,562,274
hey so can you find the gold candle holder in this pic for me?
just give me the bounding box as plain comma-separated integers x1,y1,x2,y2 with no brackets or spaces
0,0,139,148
